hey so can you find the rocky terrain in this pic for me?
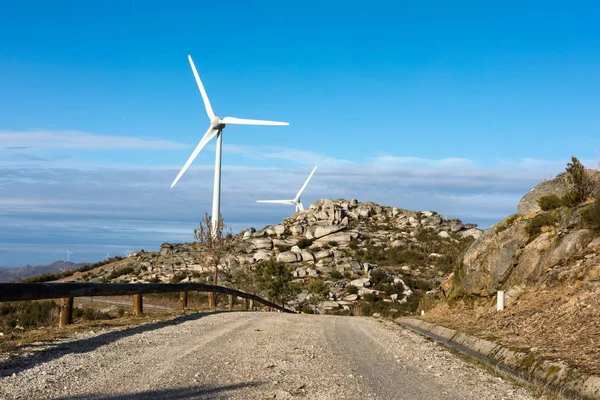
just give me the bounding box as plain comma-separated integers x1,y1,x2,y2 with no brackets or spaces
65,199,481,315
426,167,600,373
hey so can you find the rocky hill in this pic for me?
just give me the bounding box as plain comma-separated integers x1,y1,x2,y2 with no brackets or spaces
68,199,481,315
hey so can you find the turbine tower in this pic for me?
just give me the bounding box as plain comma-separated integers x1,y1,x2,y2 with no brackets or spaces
257,165,318,212
170,55,289,231
65,249,74,262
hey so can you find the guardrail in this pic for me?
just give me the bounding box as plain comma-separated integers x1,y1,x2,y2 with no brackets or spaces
0,282,295,327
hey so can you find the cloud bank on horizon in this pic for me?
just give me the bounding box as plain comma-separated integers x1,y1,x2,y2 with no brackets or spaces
1,129,594,269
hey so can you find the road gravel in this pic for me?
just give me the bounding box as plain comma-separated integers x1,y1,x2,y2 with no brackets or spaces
0,312,541,399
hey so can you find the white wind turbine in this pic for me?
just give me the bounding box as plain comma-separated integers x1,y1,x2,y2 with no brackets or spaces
65,249,74,262
257,165,318,212
170,55,289,231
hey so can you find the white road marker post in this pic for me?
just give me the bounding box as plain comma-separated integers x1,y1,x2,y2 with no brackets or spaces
497,290,505,311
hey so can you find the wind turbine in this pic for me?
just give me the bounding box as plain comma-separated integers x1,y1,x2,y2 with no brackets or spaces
125,249,132,257
257,165,318,212
65,249,74,262
170,55,289,231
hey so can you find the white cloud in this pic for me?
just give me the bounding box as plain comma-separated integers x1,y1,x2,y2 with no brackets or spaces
374,155,474,167
0,130,187,150
224,144,353,166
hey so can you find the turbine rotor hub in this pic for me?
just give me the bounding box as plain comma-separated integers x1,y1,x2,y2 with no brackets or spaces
211,116,225,129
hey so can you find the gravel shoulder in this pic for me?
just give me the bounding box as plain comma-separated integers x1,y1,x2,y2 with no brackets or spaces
1,312,543,400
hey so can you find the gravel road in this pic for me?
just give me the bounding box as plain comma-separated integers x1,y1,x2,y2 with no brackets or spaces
0,312,540,400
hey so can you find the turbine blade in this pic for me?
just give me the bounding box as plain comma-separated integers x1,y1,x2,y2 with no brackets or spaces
188,55,215,120
256,200,295,204
295,165,318,200
221,117,289,126
170,126,217,188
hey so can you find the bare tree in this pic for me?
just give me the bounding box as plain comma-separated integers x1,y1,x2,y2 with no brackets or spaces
194,213,234,308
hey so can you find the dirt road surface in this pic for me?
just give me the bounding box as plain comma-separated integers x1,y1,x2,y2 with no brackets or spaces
0,313,540,400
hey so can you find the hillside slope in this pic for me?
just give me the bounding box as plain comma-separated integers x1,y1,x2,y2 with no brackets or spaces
67,199,481,314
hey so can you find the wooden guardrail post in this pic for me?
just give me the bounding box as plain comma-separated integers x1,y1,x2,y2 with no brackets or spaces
179,291,188,309
133,294,143,316
59,297,73,327
249,299,254,311
241,298,248,311
228,294,233,310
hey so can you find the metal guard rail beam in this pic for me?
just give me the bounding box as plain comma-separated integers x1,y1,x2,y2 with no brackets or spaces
0,283,296,314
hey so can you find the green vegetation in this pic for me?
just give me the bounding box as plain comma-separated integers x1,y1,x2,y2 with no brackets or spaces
254,259,300,306
580,193,600,231
329,270,343,280
307,278,329,311
296,238,313,249
0,301,58,332
170,272,188,283
525,212,558,238
74,306,112,321
107,266,135,280
345,285,359,295
537,194,562,211
276,244,291,252
561,156,596,207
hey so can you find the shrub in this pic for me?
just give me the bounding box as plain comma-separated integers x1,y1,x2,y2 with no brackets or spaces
345,285,359,295
329,270,343,280
75,306,112,321
276,244,291,252
328,241,339,247
107,266,135,280
170,272,188,283
525,213,558,237
538,194,562,211
301,304,314,314
0,301,58,332
362,292,379,303
254,259,299,306
349,237,359,250
580,194,600,231
370,269,389,286
562,156,596,207
296,238,313,249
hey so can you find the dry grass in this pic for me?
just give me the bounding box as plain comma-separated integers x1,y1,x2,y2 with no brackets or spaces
0,308,179,357
423,279,600,374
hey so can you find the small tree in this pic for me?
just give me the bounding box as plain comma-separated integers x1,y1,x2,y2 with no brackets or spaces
253,259,299,307
563,156,595,207
194,213,234,308
307,278,329,313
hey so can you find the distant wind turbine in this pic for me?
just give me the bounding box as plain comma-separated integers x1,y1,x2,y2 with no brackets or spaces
170,55,289,231
125,249,132,257
65,249,74,262
257,165,318,212
106,252,110,260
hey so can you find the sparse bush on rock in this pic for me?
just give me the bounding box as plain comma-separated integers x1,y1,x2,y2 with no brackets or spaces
538,194,562,211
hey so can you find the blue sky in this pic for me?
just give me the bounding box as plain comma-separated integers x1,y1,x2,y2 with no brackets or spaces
1,1,599,268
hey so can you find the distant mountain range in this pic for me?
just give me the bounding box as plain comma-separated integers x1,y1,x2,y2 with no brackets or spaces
0,261,85,283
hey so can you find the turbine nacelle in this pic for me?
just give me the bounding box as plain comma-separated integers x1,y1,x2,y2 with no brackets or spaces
211,116,225,129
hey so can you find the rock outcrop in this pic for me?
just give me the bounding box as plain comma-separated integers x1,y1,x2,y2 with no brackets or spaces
76,199,482,312
452,170,600,299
